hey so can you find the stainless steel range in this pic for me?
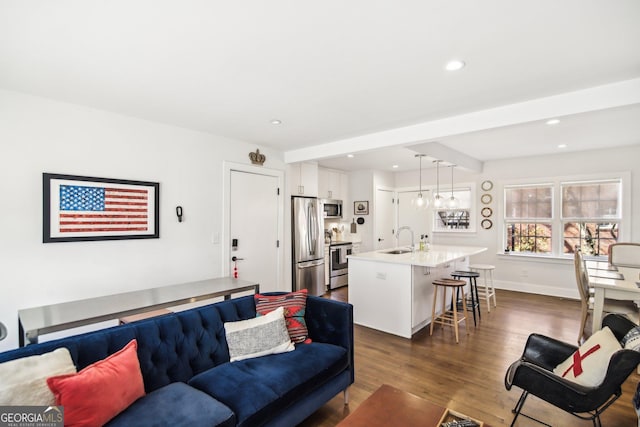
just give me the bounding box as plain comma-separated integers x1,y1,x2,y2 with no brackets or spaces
329,242,352,289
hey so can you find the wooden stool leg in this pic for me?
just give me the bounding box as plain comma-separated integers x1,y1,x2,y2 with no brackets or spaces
473,277,481,321
490,269,497,308
461,287,469,335
482,270,491,312
451,289,459,343
430,285,438,336
441,285,446,330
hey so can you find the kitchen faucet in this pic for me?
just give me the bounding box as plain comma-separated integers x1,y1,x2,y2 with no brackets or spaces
396,226,415,252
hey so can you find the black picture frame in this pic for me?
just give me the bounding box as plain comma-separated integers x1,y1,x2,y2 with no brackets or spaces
43,173,159,243
354,201,369,215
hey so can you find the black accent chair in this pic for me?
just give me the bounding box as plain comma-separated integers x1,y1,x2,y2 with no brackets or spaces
505,313,640,427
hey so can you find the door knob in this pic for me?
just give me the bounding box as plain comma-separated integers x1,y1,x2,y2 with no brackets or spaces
231,256,244,262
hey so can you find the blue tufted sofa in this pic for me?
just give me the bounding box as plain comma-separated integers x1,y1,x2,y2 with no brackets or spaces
0,293,354,426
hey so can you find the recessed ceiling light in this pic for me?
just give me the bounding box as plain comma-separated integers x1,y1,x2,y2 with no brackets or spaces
546,119,560,125
346,154,354,158
270,119,282,125
392,165,399,169
445,60,465,71
558,144,568,149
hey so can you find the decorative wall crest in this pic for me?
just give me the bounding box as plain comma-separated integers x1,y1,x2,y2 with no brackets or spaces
249,149,266,166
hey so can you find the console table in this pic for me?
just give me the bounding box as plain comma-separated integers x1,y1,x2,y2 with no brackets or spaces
18,277,259,346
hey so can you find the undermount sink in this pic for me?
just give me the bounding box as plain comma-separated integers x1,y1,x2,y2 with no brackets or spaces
382,249,412,254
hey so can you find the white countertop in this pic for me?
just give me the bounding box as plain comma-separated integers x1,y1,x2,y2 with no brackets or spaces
347,244,487,267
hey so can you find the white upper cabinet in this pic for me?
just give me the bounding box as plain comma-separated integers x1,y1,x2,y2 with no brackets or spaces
318,168,348,201
289,162,318,197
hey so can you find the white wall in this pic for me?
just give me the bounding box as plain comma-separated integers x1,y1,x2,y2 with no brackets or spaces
395,144,640,298
0,90,285,350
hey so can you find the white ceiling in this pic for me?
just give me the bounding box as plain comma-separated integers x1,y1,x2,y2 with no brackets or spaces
1,1,639,171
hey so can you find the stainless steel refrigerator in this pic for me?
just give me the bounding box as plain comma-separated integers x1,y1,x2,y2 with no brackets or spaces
291,196,325,296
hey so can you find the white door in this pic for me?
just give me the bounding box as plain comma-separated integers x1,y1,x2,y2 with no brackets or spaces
375,188,395,250
397,190,431,247
229,169,280,292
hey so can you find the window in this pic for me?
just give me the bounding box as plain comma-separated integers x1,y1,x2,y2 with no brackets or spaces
433,187,474,232
503,177,624,258
504,185,553,254
561,180,621,256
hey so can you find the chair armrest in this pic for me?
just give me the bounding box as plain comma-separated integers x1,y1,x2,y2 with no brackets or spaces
522,333,577,370
506,359,592,395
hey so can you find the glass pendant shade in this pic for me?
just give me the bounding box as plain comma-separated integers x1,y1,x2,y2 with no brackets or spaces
432,160,443,208
433,194,444,208
412,154,429,210
447,165,458,209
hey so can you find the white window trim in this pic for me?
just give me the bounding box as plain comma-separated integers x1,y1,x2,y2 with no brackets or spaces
498,171,631,259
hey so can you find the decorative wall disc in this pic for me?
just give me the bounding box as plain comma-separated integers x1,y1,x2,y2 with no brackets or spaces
481,219,493,229
481,180,493,191
481,207,493,218
481,194,492,204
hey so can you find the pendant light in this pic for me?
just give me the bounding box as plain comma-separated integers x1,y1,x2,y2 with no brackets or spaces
447,164,459,209
432,160,444,208
411,154,429,209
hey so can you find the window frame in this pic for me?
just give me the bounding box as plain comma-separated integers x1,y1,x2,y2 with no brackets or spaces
432,183,477,234
500,172,630,259
503,183,554,255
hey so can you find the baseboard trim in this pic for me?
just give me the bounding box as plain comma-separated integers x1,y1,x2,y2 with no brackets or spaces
494,280,579,300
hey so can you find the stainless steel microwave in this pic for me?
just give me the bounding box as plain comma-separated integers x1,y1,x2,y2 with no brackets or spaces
321,199,343,219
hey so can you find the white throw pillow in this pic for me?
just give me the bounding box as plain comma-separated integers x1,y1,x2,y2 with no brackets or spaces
553,327,621,387
224,306,294,362
0,347,76,405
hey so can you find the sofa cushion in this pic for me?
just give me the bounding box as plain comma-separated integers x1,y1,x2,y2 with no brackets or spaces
106,382,235,427
255,289,311,343
224,307,294,362
0,347,76,405
47,339,145,427
188,342,348,427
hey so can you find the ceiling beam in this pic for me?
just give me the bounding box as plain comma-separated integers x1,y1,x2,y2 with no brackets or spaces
284,78,640,164
407,142,483,173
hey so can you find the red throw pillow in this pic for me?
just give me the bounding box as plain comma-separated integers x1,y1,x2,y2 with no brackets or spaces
255,289,311,344
47,339,145,427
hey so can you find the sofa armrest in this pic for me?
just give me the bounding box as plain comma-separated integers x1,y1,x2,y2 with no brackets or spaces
305,296,354,382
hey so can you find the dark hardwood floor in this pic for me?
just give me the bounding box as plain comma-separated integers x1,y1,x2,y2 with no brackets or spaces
299,287,639,426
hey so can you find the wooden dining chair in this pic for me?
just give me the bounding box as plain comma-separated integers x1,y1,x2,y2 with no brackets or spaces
608,242,640,268
574,249,639,344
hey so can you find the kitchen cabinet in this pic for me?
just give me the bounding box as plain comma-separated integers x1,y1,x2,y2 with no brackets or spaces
348,245,487,338
324,245,330,287
289,162,318,197
318,168,348,200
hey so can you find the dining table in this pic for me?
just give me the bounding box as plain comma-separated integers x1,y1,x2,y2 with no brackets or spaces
587,260,640,332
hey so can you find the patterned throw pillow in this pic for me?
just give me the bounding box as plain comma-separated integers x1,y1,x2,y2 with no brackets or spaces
622,325,640,351
553,327,622,387
255,289,311,344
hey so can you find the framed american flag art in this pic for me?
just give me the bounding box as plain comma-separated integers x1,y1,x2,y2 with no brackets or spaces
43,173,159,243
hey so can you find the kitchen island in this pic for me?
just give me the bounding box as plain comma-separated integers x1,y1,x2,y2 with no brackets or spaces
347,245,487,338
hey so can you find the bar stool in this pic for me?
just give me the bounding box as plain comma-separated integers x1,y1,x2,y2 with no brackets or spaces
469,264,497,312
451,271,481,326
430,278,468,343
